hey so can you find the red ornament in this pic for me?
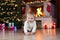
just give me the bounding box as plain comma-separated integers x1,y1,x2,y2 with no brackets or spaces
44,25,47,29
52,22,56,29
22,7,25,14
52,25,54,29
46,5,50,13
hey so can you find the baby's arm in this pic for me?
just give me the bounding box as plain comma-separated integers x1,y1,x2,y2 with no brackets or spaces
31,21,37,34
24,21,28,34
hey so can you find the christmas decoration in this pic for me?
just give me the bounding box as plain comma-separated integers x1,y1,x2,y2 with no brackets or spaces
52,22,56,29
14,26,17,32
46,4,50,13
10,26,14,30
44,24,48,29
22,7,25,14
0,0,23,29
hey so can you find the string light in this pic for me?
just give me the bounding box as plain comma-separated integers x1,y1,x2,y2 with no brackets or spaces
0,0,22,24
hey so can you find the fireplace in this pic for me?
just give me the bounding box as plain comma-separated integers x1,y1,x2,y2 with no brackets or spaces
36,20,42,29
29,2,44,17
25,1,56,29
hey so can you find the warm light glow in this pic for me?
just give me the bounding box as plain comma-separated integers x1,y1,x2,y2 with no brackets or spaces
42,29,56,36
6,20,9,23
36,7,43,17
15,4,18,7
17,18,21,21
46,0,51,2
46,0,49,2
36,30,42,40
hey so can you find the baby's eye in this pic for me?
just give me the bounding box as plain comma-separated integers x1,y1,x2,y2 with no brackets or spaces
31,18,33,19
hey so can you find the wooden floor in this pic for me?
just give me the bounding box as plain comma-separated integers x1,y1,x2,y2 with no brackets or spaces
0,29,60,40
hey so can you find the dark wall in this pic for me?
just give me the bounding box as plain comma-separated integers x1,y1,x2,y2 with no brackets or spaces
50,0,60,28
55,0,60,28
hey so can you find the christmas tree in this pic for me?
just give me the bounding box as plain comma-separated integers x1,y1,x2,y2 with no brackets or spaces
0,0,23,29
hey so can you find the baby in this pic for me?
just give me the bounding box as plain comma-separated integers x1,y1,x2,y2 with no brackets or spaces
24,13,37,35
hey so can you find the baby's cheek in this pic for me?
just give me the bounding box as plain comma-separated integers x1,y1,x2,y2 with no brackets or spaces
27,18,30,21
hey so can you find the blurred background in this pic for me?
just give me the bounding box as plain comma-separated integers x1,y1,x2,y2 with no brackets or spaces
0,0,60,29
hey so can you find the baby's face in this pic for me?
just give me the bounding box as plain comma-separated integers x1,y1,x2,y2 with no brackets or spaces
27,15,34,22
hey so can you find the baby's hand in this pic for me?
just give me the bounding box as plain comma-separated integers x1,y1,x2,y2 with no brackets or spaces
25,32,31,35
31,32,35,35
